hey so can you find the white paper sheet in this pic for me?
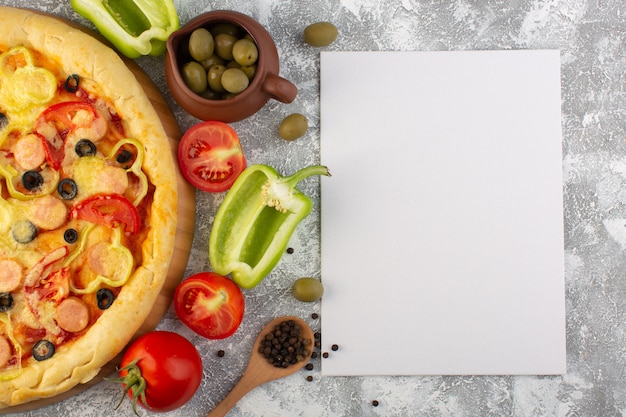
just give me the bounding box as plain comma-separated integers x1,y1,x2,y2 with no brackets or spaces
319,50,566,376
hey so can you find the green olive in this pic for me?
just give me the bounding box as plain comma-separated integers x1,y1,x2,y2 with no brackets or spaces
207,64,227,93
232,38,259,66
200,54,226,70
303,22,338,47
188,28,214,61
292,277,324,302
240,64,257,80
182,61,207,94
210,22,241,37
279,113,308,141
221,68,249,94
214,33,238,61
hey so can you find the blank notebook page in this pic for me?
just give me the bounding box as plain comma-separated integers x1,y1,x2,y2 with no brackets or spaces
319,50,566,376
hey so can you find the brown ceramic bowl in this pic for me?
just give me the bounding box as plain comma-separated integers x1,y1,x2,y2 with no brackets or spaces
165,10,297,122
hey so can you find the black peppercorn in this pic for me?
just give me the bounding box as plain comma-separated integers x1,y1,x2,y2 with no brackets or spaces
258,319,311,368
331,344,339,351
372,400,379,407
217,349,225,357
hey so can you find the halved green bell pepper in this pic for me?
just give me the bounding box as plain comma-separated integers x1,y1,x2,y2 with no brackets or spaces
209,164,330,289
70,0,179,58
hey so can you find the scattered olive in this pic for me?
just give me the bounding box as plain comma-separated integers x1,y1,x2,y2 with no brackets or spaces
57,178,78,200
292,277,324,302
279,113,308,141
12,220,37,244
182,61,208,94
0,293,14,312
22,170,44,191
32,340,55,361
303,22,338,47
188,28,215,61
64,74,80,93
63,228,79,244
75,139,97,157
116,149,134,165
0,112,8,130
96,288,115,310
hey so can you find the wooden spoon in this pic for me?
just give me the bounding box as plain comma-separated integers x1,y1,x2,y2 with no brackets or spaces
206,316,315,417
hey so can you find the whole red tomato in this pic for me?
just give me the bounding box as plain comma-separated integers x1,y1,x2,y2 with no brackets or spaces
177,120,246,193
111,331,202,413
174,272,245,339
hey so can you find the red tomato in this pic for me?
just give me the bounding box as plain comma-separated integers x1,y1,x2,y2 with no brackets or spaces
70,193,139,233
174,272,245,339
115,331,202,413
177,121,246,193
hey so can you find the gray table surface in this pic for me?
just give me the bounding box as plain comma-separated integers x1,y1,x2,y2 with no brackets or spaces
1,0,624,416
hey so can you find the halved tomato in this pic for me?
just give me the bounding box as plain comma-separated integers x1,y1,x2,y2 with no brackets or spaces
173,272,245,339
177,121,246,193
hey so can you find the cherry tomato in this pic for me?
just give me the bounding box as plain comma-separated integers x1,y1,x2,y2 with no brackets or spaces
177,121,246,193
114,331,202,413
70,193,139,233
174,272,245,339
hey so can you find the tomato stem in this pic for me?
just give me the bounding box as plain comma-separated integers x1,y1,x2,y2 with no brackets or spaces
105,359,148,416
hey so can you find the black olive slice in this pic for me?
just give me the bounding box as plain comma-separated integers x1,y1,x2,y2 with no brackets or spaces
75,139,97,157
57,178,78,200
116,149,133,165
11,220,38,243
64,228,79,244
64,74,80,93
22,170,44,191
96,288,115,310
32,340,55,361
0,293,13,312
0,112,8,130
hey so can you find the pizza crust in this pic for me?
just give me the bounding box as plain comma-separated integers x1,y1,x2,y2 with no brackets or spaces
0,6,178,408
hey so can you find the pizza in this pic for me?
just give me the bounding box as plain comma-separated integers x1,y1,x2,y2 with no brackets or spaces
0,7,178,408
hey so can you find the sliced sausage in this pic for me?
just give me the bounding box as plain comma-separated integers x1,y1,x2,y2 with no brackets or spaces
55,297,90,333
0,259,23,292
14,134,46,170
27,194,68,230
0,336,12,369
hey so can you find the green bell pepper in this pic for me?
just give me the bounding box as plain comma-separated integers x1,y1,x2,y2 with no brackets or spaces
70,0,179,58
209,164,330,289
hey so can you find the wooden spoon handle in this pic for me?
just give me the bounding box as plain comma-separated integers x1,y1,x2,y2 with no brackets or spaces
205,370,266,417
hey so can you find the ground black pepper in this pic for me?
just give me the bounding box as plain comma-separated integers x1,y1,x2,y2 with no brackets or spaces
258,319,311,368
